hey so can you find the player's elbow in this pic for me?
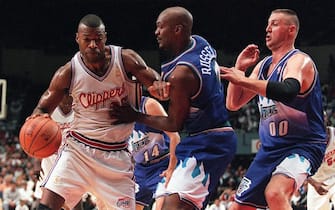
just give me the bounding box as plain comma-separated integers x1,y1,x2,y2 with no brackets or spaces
226,102,243,111
266,78,301,103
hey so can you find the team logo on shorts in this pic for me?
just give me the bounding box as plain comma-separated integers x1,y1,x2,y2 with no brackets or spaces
236,177,251,196
117,197,131,208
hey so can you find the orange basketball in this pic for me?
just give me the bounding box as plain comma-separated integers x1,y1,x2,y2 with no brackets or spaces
19,115,62,159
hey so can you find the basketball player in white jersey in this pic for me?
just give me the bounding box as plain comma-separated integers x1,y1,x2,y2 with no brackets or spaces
33,94,84,210
29,14,162,210
307,112,335,210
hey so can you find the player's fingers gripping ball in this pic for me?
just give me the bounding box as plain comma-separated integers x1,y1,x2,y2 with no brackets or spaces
19,115,62,159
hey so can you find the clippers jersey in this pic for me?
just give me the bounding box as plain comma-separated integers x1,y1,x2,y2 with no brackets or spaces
161,35,229,134
69,45,141,142
257,49,326,171
51,107,74,135
129,96,169,164
311,126,335,182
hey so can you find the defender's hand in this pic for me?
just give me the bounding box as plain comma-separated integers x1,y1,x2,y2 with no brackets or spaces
148,81,171,101
109,102,140,124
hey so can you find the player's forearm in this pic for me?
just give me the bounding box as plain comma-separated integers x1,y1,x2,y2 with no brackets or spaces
141,67,161,88
167,137,178,171
167,153,178,170
138,114,180,132
226,82,256,111
307,177,317,187
237,76,267,97
167,133,180,160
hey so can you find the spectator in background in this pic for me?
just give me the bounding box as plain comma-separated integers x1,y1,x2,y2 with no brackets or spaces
14,199,29,210
3,180,20,210
207,198,226,210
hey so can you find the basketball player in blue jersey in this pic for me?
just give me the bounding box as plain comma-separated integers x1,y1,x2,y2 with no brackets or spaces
110,6,237,210
220,9,326,210
29,14,163,210
129,96,180,210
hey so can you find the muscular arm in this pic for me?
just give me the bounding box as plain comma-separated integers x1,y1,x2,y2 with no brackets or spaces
137,65,197,132
121,49,160,88
221,44,260,111
283,53,315,93
32,63,72,116
144,97,180,176
110,65,197,131
222,64,260,111
222,53,313,111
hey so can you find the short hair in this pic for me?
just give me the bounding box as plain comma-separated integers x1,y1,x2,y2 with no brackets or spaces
272,9,300,32
78,14,105,28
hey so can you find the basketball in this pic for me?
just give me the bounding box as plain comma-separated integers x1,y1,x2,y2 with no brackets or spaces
19,115,62,159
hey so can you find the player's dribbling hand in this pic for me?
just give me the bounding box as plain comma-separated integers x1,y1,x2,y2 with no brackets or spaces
26,113,50,121
147,80,171,101
109,102,139,124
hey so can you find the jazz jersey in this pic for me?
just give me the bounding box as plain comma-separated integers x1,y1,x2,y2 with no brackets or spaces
161,35,229,134
51,106,74,136
129,96,169,164
257,49,326,173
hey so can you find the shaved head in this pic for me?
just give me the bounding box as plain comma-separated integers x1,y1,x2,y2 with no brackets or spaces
159,6,193,36
271,9,300,33
78,14,105,30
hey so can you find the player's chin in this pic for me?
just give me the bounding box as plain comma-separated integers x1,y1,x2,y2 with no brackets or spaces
157,40,164,48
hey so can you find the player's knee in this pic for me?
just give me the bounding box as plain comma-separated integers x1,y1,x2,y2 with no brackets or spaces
265,187,283,204
37,203,52,210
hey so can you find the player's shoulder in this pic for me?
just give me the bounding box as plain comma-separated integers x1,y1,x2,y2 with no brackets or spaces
120,48,143,67
290,50,313,63
51,62,72,87
121,48,138,59
55,62,72,77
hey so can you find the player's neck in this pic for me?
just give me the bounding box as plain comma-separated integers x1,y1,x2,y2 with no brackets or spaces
173,37,193,57
80,55,110,77
272,46,295,64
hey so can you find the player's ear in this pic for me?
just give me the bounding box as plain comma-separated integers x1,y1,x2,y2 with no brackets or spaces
175,24,183,33
75,33,79,44
104,32,107,42
288,24,296,34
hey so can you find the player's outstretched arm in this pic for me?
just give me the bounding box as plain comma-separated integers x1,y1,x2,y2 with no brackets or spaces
121,49,171,101
144,97,180,186
32,63,72,116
